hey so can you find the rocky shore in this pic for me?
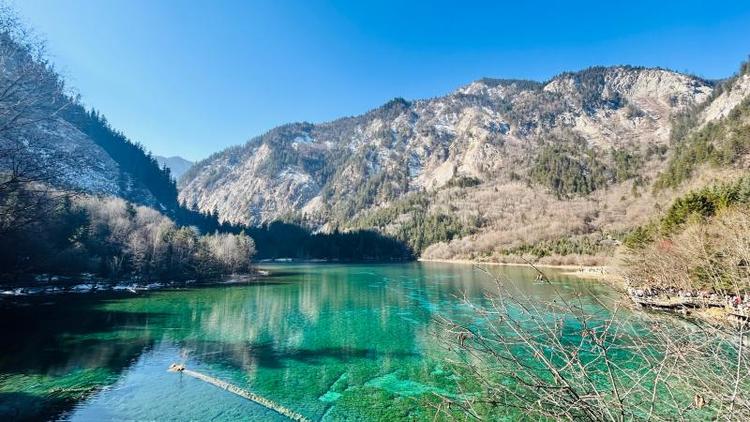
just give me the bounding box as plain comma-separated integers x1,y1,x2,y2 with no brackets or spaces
0,273,264,297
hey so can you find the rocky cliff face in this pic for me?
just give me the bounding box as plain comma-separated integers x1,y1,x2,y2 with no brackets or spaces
180,66,713,229
10,117,160,205
702,72,750,123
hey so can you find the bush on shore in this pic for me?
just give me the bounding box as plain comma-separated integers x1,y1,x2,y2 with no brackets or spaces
623,204,750,293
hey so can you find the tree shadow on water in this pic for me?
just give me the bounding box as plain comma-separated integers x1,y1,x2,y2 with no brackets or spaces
0,391,77,421
180,339,419,370
0,295,171,421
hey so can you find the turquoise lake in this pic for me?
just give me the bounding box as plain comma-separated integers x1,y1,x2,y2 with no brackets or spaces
0,263,618,421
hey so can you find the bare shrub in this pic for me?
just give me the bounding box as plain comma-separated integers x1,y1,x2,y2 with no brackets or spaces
622,206,750,294
202,232,256,274
434,266,750,421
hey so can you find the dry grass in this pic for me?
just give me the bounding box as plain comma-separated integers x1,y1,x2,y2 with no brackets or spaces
422,166,749,265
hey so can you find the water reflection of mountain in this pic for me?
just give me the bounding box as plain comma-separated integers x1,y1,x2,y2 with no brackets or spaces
0,263,617,420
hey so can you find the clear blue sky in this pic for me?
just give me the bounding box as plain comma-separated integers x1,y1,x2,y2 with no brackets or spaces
14,0,750,161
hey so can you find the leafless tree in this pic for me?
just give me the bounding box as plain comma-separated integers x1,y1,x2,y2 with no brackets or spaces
433,266,750,421
202,231,256,274
622,206,750,296
0,4,75,234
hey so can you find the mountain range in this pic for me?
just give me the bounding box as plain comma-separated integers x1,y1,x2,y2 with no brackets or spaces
177,63,750,261
3,11,748,263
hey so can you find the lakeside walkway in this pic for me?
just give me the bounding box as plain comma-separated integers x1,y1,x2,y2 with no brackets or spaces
628,288,750,324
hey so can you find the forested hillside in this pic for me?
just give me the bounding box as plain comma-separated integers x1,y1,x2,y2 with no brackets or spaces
181,66,712,229
0,8,185,212
3,2,748,267
61,106,181,208
180,60,747,261
0,8,410,285
0,11,261,283
621,65,750,290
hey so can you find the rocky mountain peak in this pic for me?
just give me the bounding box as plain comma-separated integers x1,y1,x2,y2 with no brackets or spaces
179,65,718,229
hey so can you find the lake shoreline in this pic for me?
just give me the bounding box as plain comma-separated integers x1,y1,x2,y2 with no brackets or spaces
1,258,618,298
418,258,616,279
0,272,268,298
418,259,748,324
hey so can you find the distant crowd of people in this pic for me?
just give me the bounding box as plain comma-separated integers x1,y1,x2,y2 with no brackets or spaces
627,286,750,314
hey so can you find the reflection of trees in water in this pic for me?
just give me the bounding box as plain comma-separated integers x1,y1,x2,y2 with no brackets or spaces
0,264,621,420
0,295,166,420
166,265,616,370
161,265,618,417
170,268,429,367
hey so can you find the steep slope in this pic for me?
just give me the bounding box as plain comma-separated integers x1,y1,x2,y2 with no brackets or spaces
0,27,181,211
180,66,714,257
423,62,750,262
701,62,750,123
156,155,193,180
16,118,124,196
0,16,413,263
654,62,750,191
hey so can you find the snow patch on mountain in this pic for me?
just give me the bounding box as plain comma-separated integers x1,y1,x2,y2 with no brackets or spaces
179,66,716,227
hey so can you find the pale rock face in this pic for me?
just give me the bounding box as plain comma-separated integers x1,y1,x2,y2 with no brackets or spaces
179,66,716,227
179,142,322,223
6,117,159,205
1,114,173,211
702,73,750,123
420,160,455,189
36,118,122,195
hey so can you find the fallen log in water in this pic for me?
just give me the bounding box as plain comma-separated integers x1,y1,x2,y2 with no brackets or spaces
168,363,312,422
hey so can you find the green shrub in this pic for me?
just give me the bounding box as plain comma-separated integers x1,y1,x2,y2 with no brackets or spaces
444,175,482,189
656,94,750,190
501,233,619,258
530,138,641,198
625,176,750,248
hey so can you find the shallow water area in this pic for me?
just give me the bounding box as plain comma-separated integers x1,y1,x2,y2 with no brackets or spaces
0,262,617,421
